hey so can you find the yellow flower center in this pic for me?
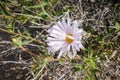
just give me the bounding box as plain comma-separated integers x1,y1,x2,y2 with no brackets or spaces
65,34,74,43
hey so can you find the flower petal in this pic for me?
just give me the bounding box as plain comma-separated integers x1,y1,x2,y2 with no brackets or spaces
72,20,84,33
75,41,85,50
57,43,68,58
48,41,65,53
52,25,66,35
49,30,66,39
68,52,73,59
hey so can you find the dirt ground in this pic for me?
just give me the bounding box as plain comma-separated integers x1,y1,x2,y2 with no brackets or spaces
0,0,120,80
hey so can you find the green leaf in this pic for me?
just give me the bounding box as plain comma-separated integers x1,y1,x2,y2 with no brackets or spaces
37,12,49,19
115,22,120,30
50,0,57,5
29,1,47,9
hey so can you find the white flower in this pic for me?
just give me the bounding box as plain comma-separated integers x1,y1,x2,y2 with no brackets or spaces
47,13,86,59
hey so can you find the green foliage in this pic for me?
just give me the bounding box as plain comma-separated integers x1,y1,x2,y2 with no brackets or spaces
73,22,120,79
29,1,47,9
3,19,17,32
73,45,99,80
37,12,49,19
115,22,120,30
